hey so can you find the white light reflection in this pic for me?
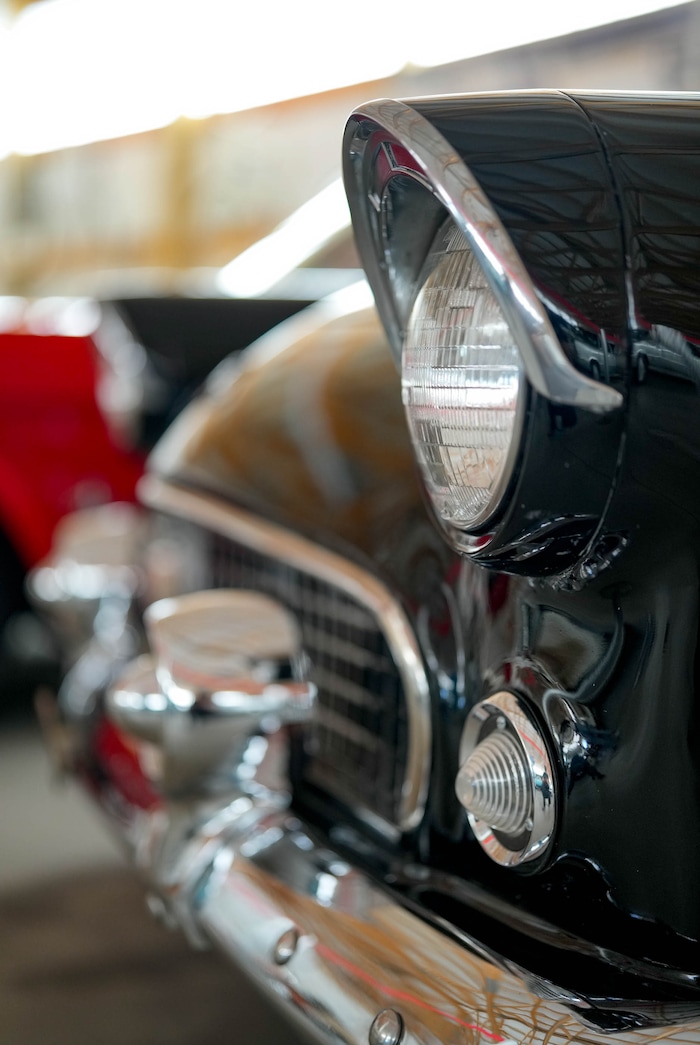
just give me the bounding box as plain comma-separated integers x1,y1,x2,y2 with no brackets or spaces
216,178,350,297
409,0,684,66
0,17,10,161
510,281,542,323
0,0,686,157
471,232,505,280
157,670,194,711
0,0,181,156
0,297,26,331
24,296,101,336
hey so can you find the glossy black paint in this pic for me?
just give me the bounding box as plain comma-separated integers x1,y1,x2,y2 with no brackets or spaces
357,88,700,952
161,93,700,1019
568,91,700,943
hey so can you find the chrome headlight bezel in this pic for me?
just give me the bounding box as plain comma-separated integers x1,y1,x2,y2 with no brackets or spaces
343,98,625,570
343,99,621,414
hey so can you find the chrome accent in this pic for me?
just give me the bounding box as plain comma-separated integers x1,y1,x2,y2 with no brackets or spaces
37,501,145,573
343,99,623,414
145,589,312,717
543,691,598,772
125,801,698,1045
273,927,299,966
28,502,145,603
107,589,315,795
106,656,165,745
369,1010,404,1045
27,502,145,660
139,475,431,832
457,691,556,867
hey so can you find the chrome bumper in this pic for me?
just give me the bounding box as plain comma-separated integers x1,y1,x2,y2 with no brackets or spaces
122,789,674,1045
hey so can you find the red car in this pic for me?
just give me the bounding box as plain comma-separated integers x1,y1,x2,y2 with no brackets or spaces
0,329,143,573
0,322,143,705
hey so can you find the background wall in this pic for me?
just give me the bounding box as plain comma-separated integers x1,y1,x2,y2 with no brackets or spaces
0,1,699,297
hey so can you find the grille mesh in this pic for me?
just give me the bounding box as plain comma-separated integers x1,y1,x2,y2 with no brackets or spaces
209,531,409,827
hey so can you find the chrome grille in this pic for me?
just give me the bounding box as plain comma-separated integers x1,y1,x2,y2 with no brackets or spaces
209,531,409,828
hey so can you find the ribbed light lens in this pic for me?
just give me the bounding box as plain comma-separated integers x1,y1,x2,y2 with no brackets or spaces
402,218,523,529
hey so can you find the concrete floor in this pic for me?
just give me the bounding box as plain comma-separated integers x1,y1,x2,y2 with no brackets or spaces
0,717,304,1044
0,719,119,892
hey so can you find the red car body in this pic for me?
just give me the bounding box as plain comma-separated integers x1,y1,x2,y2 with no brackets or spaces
0,331,143,572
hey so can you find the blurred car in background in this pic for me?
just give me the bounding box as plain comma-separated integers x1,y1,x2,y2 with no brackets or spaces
631,324,700,385
35,89,700,1045
0,301,143,705
0,295,312,709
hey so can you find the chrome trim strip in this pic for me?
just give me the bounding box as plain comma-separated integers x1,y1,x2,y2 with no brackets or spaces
343,98,623,414
139,474,431,832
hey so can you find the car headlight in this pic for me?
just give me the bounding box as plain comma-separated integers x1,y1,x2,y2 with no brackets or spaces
403,215,524,530
343,97,626,573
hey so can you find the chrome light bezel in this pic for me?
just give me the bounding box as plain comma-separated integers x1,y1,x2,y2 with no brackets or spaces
457,690,557,867
343,99,622,417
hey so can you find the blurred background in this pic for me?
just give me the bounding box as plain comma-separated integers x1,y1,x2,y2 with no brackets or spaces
1,0,699,299
0,1,698,1041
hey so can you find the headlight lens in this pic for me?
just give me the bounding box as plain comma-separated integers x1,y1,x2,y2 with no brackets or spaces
402,217,524,530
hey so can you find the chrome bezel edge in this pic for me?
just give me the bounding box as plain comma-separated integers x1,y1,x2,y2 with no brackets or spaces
459,690,556,867
344,98,623,415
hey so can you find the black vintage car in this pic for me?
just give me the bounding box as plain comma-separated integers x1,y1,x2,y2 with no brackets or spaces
37,91,700,1044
